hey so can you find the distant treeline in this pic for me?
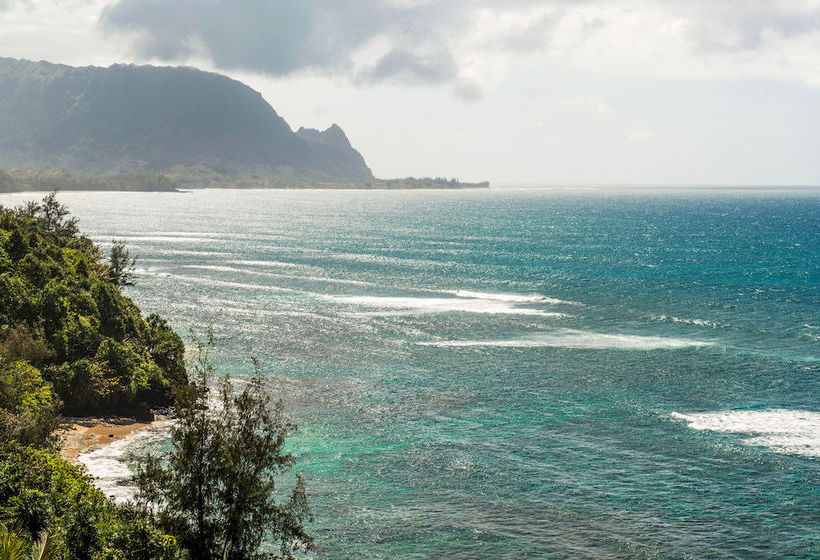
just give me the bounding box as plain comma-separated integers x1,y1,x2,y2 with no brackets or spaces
376,177,490,189
0,166,489,192
0,167,178,192
167,165,490,190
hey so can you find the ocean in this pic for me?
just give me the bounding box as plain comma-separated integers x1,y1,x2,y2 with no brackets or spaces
2,187,818,559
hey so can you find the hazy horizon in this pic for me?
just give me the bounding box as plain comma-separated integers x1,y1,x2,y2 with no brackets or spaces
2,1,820,185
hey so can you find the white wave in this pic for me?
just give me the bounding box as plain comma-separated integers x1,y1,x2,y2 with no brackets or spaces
419,329,712,349
671,409,820,458
149,231,227,238
652,315,718,328
154,249,232,257
188,265,377,287
230,259,302,268
184,265,247,273
328,295,568,317
451,289,582,306
78,421,172,503
92,235,215,244
161,273,300,293
324,252,452,269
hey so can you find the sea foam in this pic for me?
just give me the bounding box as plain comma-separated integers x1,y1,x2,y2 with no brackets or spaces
78,421,172,503
451,290,583,306
671,409,820,458
329,295,567,317
419,329,713,349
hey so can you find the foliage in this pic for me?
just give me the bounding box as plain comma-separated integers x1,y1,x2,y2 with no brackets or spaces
136,336,312,560
0,358,60,447
0,193,311,560
0,524,64,560
0,194,186,414
14,193,79,239
1,169,177,193
0,445,186,560
106,242,136,287
0,523,30,560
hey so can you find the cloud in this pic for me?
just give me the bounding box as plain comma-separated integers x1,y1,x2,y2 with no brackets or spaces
100,0,820,90
101,0,466,82
453,80,484,101
356,49,457,85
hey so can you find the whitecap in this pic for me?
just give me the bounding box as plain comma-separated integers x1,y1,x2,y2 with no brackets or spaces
187,265,377,287
229,259,302,269
450,290,583,306
183,265,247,274
419,329,712,349
159,273,300,293
328,295,567,317
671,409,820,458
91,235,215,244
651,315,718,328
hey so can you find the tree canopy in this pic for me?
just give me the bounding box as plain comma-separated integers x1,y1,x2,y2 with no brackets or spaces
0,194,186,417
136,336,313,560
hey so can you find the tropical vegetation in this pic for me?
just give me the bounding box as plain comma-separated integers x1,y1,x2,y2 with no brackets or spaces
0,194,310,559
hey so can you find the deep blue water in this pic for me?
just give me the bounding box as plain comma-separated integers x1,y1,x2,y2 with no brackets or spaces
2,188,817,559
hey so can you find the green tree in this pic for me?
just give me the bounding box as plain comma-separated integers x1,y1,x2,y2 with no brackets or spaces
135,333,312,560
17,192,79,239
0,359,60,447
0,525,64,560
0,523,29,560
107,240,136,287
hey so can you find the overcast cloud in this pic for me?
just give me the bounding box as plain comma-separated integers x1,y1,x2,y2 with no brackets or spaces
2,0,819,184
100,0,820,92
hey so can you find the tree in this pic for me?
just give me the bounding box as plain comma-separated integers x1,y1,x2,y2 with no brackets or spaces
108,240,137,286
16,192,79,239
0,524,64,560
135,332,312,560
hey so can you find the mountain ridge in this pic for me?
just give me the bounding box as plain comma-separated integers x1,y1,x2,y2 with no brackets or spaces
0,57,374,181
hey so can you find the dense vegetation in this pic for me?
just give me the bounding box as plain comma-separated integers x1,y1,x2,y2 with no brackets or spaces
0,193,186,417
0,194,188,558
0,445,186,559
0,168,178,193
0,194,311,559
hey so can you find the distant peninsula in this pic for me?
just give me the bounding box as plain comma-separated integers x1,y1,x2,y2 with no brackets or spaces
0,57,488,190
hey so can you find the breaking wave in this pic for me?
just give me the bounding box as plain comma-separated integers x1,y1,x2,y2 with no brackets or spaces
328,295,568,317
419,329,713,350
450,290,583,306
671,409,820,458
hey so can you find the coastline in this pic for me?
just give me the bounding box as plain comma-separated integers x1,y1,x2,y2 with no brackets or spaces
59,416,162,465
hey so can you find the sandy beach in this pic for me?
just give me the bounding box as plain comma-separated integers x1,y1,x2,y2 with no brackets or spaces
59,416,161,465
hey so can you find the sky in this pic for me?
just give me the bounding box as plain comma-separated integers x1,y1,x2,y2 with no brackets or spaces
1,0,820,185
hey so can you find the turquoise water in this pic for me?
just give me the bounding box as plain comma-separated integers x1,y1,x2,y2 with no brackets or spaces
3,188,818,559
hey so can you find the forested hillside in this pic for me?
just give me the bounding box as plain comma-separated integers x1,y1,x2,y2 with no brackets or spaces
0,194,189,558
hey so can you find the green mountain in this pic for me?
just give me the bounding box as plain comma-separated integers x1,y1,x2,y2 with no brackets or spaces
0,57,373,181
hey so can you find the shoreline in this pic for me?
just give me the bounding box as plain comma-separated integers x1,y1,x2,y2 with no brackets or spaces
59,416,162,465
